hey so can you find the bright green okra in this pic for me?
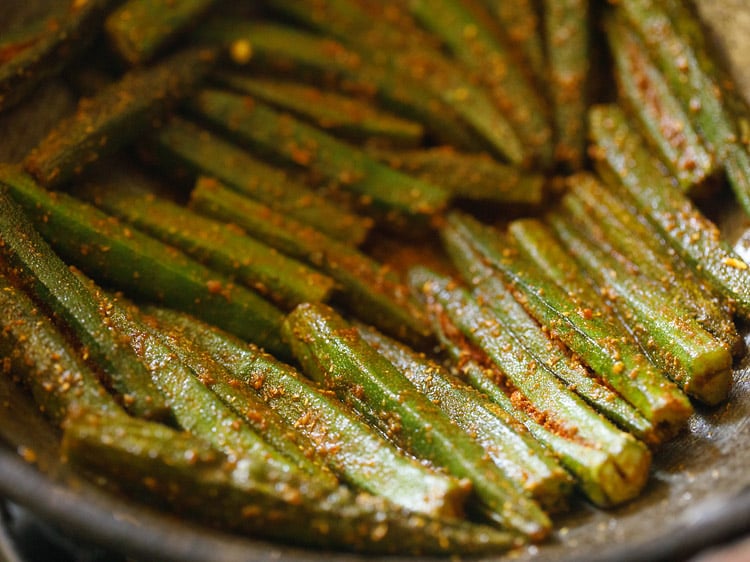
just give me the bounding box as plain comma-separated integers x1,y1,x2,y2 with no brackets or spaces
283,302,552,541
146,306,471,520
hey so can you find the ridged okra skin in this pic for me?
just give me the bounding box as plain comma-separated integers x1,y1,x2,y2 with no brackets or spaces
357,323,574,512
410,267,653,508
0,184,168,420
0,270,122,425
0,0,114,114
283,302,552,541
141,116,371,244
106,0,221,65
0,166,288,358
63,411,522,555
147,306,469,520
589,104,750,321
24,47,216,189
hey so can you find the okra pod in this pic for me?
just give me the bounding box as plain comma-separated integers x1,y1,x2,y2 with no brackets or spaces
283,302,552,540
447,212,693,442
440,222,656,442
63,411,521,555
24,47,216,189
589,104,750,320
147,306,469,520
0,184,168,419
410,267,653,507
190,177,432,345
75,171,334,309
187,88,450,220
0,166,288,358
140,116,371,244
212,73,425,148
357,323,574,512
106,0,221,65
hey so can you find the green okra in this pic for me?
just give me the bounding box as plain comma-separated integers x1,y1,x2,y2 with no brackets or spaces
560,175,742,356
0,0,113,114
440,221,656,442
147,306,469,520
193,19,484,151
187,88,450,220
409,267,653,508
606,14,715,192
283,302,552,541
357,323,574,512
212,73,425,148
409,0,553,168
106,0,221,65
63,411,521,555
0,185,168,420
614,0,750,215
141,117,371,244
370,146,545,206
24,47,216,189
190,176,432,345
0,166,288,358
447,212,693,443
75,171,334,310
589,104,750,320
0,270,122,426
542,0,590,169
548,212,733,405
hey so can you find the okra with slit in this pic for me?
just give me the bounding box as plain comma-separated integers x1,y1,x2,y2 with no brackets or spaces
357,323,574,512
63,411,521,555
0,185,168,420
24,47,216,189
606,14,715,192
440,222,656,442
0,0,113,114
105,0,221,65
0,270,123,426
75,171,334,309
589,104,750,320
409,266,653,508
140,116,371,244
212,73,425,148
0,166,288,358
190,176,431,345
282,302,552,540
146,306,470,520
187,89,450,221
447,212,693,442
547,213,732,405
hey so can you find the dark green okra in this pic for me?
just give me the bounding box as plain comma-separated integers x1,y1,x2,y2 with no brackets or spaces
24,47,216,189
0,0,113,114
190,176,431,345
0,185,167,420
0,166,288,358
440,221,656,442
589,104,750,320
146,306,469,519
106,0,221,65
75,172,334,309
0,270,122,425
283,302,552,541
187,89,450,220
213,73,425,148
140,117,371,244
447,212,693,443
63,411,521,555
410,267,653,508
357,323,574,512
547,213,732,405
